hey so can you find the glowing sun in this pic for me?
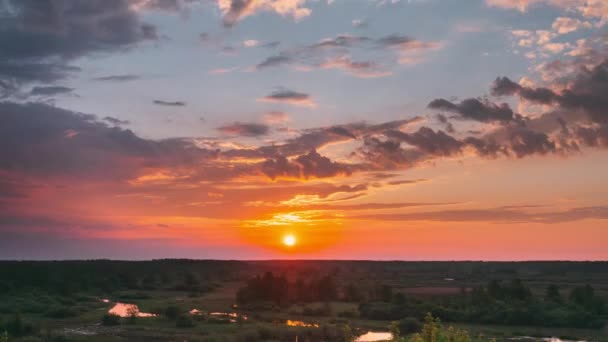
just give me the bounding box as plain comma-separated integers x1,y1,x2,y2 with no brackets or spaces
282,234,296,247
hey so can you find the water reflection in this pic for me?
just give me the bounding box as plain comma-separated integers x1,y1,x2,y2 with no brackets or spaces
108,303,156,317
511,337,588,342
355,331,393,342
189,310,247,323
286,320,319,328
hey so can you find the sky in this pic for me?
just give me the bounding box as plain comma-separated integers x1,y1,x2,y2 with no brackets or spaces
1,0,607,260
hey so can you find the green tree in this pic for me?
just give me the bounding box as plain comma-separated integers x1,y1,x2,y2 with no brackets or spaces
546,284,562,304
342,324,355,342
406,313,471,342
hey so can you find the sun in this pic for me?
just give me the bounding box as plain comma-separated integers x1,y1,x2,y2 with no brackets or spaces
282,234,296,247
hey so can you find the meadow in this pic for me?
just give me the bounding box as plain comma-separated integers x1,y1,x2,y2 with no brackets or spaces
0,261,607,341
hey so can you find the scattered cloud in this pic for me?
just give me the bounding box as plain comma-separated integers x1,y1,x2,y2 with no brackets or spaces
264,111,289,124
552,17,592,34
153,100,187,107
93,75,141,82
218,122,271,136
217,0,312,27
29,86,73,97
258,88,316,107
103,116,131,126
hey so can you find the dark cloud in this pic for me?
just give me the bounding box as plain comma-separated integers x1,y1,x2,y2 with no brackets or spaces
508,129,556,158
103,116,131,126
492,59,608,124
0,0,157,94
153,100,186,107
261,150,351,180
387,127,463,157
259,88,314,107
221,0,254,28
29,86,73,96
93,74,141,82
0,101,214,181
428,98,519,123
256,55,292,69
261,41,280,49
376,34,415,47
217,122,270,137
492,77,558,104
435,113,455,133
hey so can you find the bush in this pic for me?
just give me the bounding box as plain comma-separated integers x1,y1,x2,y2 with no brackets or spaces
398,317,422,335
101,313,121,326
45,306,78,319
175,315,195,328
164,305,181,320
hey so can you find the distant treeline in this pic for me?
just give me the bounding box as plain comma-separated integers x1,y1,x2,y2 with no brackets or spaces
236,272,606,329
0,260,245,294
362,279,606,329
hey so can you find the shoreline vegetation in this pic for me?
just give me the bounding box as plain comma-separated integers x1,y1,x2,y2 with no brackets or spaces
0,260,606,341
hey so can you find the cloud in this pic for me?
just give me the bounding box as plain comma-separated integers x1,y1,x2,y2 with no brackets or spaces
261,150,351,179
316,56,392,78
264,111,289,123
0,0,157,95
103,116,131,126
257,55,292,69
428,98,519,123
552,17,593,34
486,0,608,22
243,39,259,47
255,33,439,75
217,122,271,136
29,86,73,97
352,19,368,28
492,59,608,124
217,0,312,27
153,100,187,107
93,74,141,82
0,101,215,182
258,88,315,107
354,206,608,224
387,127,463,157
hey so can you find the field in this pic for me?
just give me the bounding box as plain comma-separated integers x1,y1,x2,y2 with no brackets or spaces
0,261,607,341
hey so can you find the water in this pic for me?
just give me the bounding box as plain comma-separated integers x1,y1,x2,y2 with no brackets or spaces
355,331,393,342
107,303,156,317
286,319,319,328
189,310,248,323
511,337,588,342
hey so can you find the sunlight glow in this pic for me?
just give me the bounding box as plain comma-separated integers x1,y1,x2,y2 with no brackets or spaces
282,234,296,247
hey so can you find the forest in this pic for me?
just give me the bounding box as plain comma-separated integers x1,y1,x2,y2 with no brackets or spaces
0,261,607,341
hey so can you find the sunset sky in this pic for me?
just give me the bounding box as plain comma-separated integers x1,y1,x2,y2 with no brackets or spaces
1,0,607,260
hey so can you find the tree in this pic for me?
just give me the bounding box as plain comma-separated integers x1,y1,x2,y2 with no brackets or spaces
342,324,355,342
407,313,471,342
545,284,562,304
397,317,421,336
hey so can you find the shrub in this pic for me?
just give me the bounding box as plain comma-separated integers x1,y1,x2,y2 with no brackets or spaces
45,307,78,319
398,317,422,335
101,313,120,326
175,315,195,328
164,305,181,320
